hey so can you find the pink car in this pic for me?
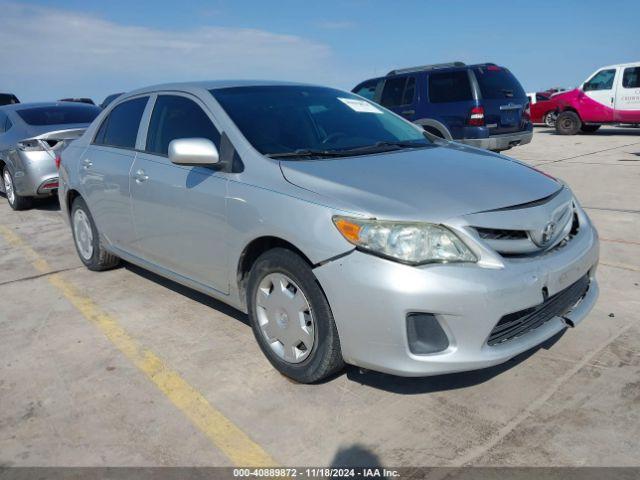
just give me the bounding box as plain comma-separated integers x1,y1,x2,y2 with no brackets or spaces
554,62,640,134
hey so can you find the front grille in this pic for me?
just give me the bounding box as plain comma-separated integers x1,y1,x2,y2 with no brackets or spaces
487,274,590,346
475,227,528,241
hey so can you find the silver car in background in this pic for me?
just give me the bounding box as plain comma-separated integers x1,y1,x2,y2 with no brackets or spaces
0,102,100,210
58,81,599,383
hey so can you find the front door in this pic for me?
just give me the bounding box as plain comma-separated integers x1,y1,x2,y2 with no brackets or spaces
615,65,640,123
130,93,229,294
379,75,418,122
581,68,617,123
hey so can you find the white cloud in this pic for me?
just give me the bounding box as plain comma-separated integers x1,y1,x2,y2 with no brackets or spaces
0,2,336,102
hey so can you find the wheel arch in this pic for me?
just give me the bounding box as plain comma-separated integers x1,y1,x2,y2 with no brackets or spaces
237,236,315,308
414,118,453,140
66,189,82,217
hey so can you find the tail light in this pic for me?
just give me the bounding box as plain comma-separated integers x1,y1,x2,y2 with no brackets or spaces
523,102,531,122
468,106,485,126
55,154,62,170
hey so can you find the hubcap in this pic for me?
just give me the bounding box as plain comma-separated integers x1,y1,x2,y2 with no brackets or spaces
3,170,15,205
73,209,94,260
255,273,315,364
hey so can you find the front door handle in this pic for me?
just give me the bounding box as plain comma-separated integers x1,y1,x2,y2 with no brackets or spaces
134,169,149,183
82,158,93,169
401,110,415,116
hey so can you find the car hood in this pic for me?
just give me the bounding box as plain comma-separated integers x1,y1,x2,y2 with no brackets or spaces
279,143,562,222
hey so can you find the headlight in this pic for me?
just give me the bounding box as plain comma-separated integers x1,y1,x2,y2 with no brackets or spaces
333,216,477,265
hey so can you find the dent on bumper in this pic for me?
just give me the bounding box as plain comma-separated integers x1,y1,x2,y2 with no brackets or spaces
314,225,599,377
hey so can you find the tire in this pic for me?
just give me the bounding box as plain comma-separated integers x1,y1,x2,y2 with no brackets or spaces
555,111,582,135
247,248,344,383
543,111,557,128
580,124,601,133
70,196,120,271
2,167,33,210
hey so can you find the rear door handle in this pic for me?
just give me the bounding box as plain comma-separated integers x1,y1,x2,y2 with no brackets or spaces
82,159,93,169
134,169,149,183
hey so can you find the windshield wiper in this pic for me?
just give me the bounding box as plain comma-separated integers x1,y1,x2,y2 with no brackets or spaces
266,149,350,159
335,140,431,155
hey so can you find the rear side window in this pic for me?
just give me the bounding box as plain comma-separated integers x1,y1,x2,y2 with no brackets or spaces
380,76,416,107
146,95,221,156
473,66,526,99
583,69,616,92
622,67,640,89
353,80,379,100
428,71,473,103
17,105,100,126
94,97,148,149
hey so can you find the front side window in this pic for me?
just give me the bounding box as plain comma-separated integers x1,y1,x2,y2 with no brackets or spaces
353,80,379,100
380,76,415,107
429,71,473,103
210,85,430,157
17,105,100,126
94,96,148,149
146,95,221,156
0,94,19,106
622,67,640,89
584,69,616,91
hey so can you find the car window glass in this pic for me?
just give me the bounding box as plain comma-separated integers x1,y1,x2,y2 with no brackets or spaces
94,96,148,149
5,116,12,132
381,77,411,107
429,71,473,103
584,69,616,91
353,80,378,100
622,67,640,89
0,112,6,133
473,66,526,99
536,93,549,101
17,105,100,126
146,95,221,156
402,77,416,105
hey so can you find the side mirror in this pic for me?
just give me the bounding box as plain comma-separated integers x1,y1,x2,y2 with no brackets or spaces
168,138,219,166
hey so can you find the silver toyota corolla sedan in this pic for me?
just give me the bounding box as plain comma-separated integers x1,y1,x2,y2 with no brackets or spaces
58,81,599,383
0,102,100,210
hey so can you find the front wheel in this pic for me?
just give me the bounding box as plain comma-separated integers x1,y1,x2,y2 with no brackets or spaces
555,111,582,135
71,197,120,271
580,124,601,133
247,248,344,383
2,167,33,210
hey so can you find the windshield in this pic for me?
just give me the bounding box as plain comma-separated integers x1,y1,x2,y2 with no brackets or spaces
210,86,430,157
17,105,101,126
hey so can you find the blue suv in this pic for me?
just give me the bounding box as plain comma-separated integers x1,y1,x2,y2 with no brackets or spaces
352,62,533,151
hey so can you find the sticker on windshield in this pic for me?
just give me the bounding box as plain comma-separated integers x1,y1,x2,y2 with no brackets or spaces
338,97,383,114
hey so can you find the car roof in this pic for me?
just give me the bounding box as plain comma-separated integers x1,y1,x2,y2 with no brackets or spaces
599,61,640,69
0,101,99,113
123,79,319,97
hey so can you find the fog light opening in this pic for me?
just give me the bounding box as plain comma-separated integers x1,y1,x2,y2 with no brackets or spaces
406,313,449,355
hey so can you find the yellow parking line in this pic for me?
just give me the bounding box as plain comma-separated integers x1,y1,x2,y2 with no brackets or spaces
0,225,277,467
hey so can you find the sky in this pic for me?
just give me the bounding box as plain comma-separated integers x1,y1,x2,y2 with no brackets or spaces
2,0,639,103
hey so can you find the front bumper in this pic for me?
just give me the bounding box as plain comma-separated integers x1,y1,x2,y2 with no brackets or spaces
462,130,533,151
314,219,599,377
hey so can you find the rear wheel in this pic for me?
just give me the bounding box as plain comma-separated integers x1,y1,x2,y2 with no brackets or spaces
2,167,33,210
555,111,582,135
247,248,344,383
543,111,557,128
71,197,120,271
580,124,601,133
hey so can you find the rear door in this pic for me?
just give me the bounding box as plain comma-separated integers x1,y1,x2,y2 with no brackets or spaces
379,75,418,121
615,65,640,123
581,67,617,122
472,66,528,134
130,93,229,294
80,96,149,248
425,70,475,138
